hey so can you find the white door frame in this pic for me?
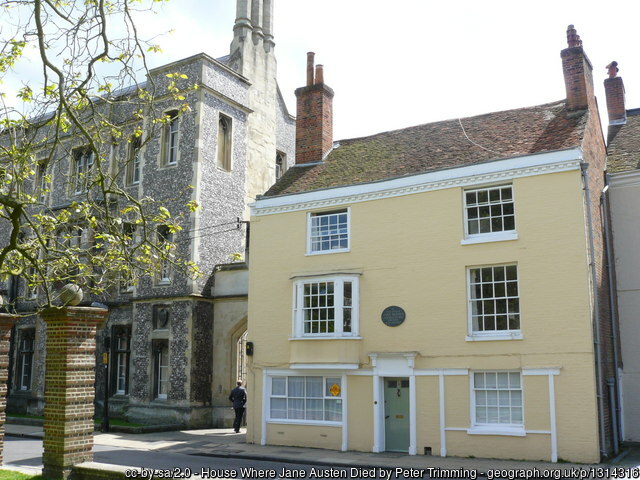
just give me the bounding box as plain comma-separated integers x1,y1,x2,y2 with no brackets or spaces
370,352,417,455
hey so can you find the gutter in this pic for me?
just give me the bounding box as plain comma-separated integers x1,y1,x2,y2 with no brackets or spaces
581,162,607,458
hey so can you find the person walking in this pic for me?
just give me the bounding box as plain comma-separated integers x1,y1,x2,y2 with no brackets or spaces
229,379,247,433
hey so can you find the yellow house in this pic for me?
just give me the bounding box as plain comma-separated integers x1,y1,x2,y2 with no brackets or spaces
246,27,617,463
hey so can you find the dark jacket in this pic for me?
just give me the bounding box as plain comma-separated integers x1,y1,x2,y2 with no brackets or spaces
229,386,247,408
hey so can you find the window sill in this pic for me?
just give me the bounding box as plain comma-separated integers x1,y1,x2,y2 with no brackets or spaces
467,426,526,437
466,332,523,342
156,280,172,286
461,232,518,245
290,336,362,341
267,419,342,427
305,248,350,256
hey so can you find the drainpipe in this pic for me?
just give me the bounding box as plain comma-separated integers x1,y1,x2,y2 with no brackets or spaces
607,378,620,453
601,183,622,452
581,162,607,458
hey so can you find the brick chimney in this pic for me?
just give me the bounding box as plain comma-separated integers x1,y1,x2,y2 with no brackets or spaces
561,25,595,111
295,52,334,165
604,61,626,124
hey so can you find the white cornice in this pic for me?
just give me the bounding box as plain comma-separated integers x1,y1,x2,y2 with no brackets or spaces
252,149,583,216
609,169,640,188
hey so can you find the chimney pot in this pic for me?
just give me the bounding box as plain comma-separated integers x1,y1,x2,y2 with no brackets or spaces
566,24,582,48
306,52,315,86
606,61,619,79
315,65,324,84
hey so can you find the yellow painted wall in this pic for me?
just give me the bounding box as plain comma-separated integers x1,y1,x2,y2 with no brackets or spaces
347,376,374,451
265,423,342,449
416,376,440,455
248,171,600,462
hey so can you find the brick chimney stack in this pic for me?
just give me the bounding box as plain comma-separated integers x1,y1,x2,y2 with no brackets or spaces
604,61,626,125
561,25,595,112
295,53,334,165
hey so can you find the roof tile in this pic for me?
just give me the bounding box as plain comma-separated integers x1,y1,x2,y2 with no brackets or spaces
607,109,640,173
266,101,587,197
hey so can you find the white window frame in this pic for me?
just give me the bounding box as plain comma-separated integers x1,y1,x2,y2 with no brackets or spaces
268,375,343,426
162,111,179,167
306,208,350,255
468,371,525,436
462,184,517,245
115,334,129,395
154,341,169,399
292,275,359,339
466,264,522,341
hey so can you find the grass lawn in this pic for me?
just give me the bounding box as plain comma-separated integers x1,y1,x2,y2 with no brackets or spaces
0,471,42,479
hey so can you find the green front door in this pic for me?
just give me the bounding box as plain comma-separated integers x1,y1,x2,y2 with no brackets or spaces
384,377,410,452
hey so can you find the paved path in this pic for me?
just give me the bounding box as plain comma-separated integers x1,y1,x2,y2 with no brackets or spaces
3,423,640,478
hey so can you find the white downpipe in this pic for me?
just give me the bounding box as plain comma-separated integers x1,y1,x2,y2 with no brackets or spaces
409,375,417,455
372,374,382,452
549,373,558,462
341,374,348,452
440,372,447,457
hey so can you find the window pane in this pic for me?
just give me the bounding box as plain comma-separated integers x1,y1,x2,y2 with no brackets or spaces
512,407,523,423
288,377,305,397
476,406,487,423
487,406,499,423
511,390,522,405
272,377,286,396
326,378,341,397
466,192,477,205
306,377,323,397
271,398,287,419
306,399,323,420
288,398,305,419
499,407,511,424
325,399,342,422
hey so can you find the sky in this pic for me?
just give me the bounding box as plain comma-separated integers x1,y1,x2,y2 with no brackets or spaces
7,0,640,141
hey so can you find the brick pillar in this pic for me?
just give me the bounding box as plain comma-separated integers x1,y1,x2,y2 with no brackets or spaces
0,314,17,465
41,307,108,480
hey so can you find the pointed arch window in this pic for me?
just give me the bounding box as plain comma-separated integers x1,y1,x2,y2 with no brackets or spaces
217,114,232,171
275,151,286,180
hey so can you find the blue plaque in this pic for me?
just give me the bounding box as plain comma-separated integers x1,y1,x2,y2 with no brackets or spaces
381,306,406,327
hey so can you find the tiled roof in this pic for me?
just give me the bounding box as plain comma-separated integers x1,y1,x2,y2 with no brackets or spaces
607,109,640,173
265,101,588,197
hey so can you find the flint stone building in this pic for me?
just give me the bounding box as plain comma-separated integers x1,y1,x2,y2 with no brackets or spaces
1,0,294,428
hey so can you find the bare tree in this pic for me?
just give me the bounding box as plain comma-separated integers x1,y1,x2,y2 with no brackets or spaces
0,0,199,307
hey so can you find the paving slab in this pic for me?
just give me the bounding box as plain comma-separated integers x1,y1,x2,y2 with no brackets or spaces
2,423,639,478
